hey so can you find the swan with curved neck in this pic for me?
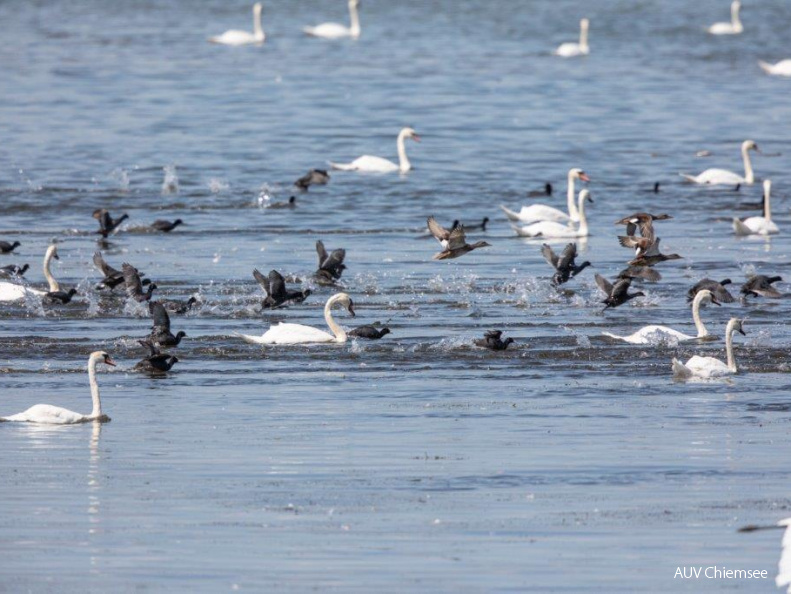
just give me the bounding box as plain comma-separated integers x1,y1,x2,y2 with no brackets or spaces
672,318,745,379
555,18,590,57
0,244,59,302
733,179,779,236
238,293,356,345
209,3,265,46
603,290,719,344
500,168,590,224
304,0,361,40
329,128,420,174
708,1,743,35
512,190,592,238
1,352,115,424
680,140,758,185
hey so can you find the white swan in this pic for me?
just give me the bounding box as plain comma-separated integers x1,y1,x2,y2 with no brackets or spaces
512,190,592,238
238,293,355,345
1,352,115,424
708,1,743,35
329,127,420,174
733,179,779,236
209,2,265,46
304,0,360,40
555,18,590,57
680,140,759,185
672,318,745,379
0,244,59,302
759,59,791,77
603,289,718,344
500,168,590,224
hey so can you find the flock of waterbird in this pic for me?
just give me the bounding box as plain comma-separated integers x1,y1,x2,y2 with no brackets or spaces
2,1,791,585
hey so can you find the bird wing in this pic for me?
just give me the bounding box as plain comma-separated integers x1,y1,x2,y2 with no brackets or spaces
611,278,633,299
149,301,171,332
541,244,559,269
557,243,577,270
322,249,346,272
93,252,113,276
122,263,144,297
316,240,328,267
427,216,451,246
594,273,613,295
641,238,663,257
484,330,503,340
446,226,468,250
618,235,649,250
268,270,288,300
252,268,270,295
138,339,160,356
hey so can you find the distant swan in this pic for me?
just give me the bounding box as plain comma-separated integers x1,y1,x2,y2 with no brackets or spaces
555,18,590,57
1,352,115,424
238,293,355,345
733,179,779,236
0,244,59,302
330,128,420,173
603,289,718,344
512,190,592,238
500,168,590,224
708,1,743,35
304,0,360,40
680,140,759,185
209,3,265,46
672,318,745,379
759,59,791,77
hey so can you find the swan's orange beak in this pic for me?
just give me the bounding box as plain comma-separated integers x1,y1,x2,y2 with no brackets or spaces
412,134,421,142
579,172,590,182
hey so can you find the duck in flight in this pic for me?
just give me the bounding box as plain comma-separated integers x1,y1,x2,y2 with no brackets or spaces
595,274,645,310
315,240,347,284
474,330,514,351
541,242,591,286
93,209,128,238
148,302,187,347
427,217,491,260
254,268,311,309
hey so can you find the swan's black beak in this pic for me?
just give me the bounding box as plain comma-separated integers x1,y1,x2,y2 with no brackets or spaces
738,328,746,336
347,301,356,317
711,296,721,306
53,253,60,261
104,355,116,367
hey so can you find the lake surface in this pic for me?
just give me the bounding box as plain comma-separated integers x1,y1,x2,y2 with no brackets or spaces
2,0,791,591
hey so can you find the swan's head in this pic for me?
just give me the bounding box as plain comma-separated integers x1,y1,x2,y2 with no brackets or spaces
400,127,421,143
579,189,593,204
91,351,116,367
731,1,741,15
580,18,590,31
696,289,721,307
729,318,746,336
254,2,263,13
743,139,759,153
570,168,590,182
46,245,59,261
349,0,360,8
331,292,356,317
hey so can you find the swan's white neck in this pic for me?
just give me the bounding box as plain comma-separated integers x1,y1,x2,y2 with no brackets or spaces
567,170,581,222
731,3,742,29
741,143,755,184
324,296,348,343
691,292,709,337
576,192,588,236
725,321,738,373
349,2,360,38
43,247,59,292
397,131,411,173
579,21,589,51
763,180,772,221
88,357,102,418
253,5,265,41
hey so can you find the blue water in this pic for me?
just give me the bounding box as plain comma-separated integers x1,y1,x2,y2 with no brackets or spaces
2,0,791,591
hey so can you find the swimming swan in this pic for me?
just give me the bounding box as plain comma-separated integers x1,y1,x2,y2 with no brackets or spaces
0,352,115,424
512,190,592,238
602,289,719,344
759,59,791,77
238,293,356,345
329,128,420,173
672,318,745,379
708,1,743,35
0,244,59,302
500,168,590,224
304,0,360,40
733,179,779,236
681,140,759,185
555,18,589,57
209,3,265,46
